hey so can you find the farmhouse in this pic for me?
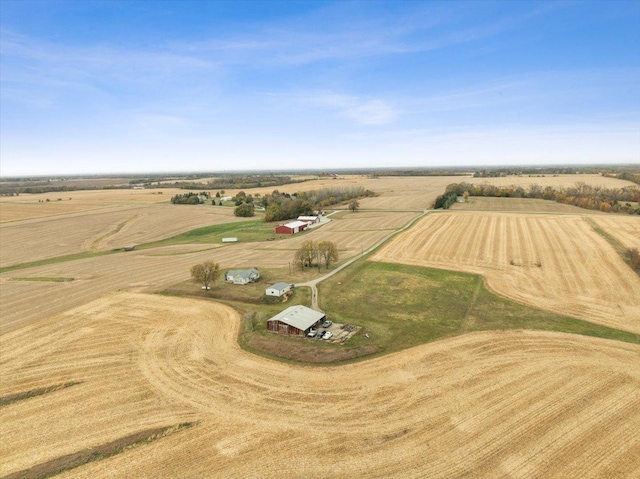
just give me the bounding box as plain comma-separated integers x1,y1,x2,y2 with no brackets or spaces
275,220,308,235
297,215,319,225
225,268,260,285
266,282,292,297
267,305,326,336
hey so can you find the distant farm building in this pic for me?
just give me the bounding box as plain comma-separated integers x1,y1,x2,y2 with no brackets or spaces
457,196,466,203
222,237,238,243
267,305,326,336
297,215,319,225
225,268,260,285
275,220,308,235
266,282,292,297
124,245,136,251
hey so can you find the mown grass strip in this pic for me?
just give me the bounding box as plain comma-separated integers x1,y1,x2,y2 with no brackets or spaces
0,250,117,274
137,219,283,249
0,381,81,407
586,217,640,276
9,277,74,282
4,422,196,479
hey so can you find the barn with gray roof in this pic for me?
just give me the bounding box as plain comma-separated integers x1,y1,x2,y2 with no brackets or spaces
267,305,326,336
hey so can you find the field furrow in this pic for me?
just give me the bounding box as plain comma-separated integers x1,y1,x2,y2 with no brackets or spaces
1,294,638,478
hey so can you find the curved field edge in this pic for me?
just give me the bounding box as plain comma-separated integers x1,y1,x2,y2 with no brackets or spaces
2,293,639,478
371,211,640,334
314,261,640,359
180,259,640,367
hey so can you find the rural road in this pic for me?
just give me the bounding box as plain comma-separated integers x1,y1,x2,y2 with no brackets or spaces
295,209,430,311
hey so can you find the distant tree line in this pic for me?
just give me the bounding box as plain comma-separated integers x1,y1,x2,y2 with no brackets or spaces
170,191,210,204
0,184,129,196
602,171,640,186
443,182,640,215
136,174,310,191
471,166,640,178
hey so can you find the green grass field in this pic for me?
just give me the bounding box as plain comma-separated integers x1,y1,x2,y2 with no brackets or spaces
138,219,311,249
161,258,639,365
317,260,640,356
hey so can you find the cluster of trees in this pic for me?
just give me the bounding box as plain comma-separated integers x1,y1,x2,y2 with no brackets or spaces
263,192,314,222
190,260,220,290
433,191,458,209
294,240,339,269
234,203,255,217
295,186,375,208
260,186,371,222
444,182,640,215
170,191,210,204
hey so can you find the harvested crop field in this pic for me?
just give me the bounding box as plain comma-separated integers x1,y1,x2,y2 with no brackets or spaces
450,196,605,214
373,211,640,334
591,215,640,250
0,188,188,222
0,240,300,334
466,174,637,189
1,293,639,478
0,204,242,268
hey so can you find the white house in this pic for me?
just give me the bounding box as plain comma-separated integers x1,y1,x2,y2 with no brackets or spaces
266,282,292,297
225,268,260,285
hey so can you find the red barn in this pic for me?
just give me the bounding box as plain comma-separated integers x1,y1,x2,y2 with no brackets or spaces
275,220,308,235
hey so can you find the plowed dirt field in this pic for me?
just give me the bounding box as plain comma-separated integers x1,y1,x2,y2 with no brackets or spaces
373,211,640,334
1,293,638,479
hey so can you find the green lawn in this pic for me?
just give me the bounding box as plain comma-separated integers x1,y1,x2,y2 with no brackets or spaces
138,219,312,249
317,260,639,357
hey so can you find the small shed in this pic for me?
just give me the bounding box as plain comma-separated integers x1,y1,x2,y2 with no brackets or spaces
275,220,308,235
225,268,260,285
266,282,292,297
124,245,136,251
267,305,326,336
222,237,238,243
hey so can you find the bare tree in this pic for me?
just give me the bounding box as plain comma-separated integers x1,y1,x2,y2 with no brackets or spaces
348,199,360,212
317,241,339,269
190,260,220,290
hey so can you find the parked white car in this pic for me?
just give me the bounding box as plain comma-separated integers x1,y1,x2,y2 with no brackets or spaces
322,331,333,340
307,328,317,337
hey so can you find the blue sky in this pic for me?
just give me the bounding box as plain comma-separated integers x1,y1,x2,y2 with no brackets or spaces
1,0,639,176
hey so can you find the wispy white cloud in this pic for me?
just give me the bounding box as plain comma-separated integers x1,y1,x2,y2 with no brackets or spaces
270,90,400,125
